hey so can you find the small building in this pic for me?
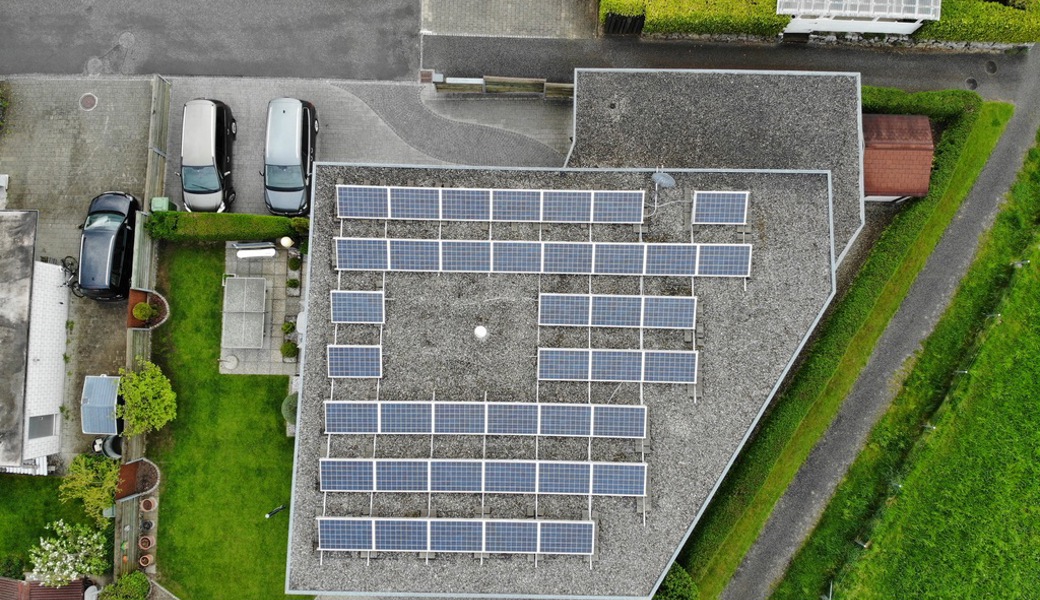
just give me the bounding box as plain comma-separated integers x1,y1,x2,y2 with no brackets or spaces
777,0,941,36
862,114,935,201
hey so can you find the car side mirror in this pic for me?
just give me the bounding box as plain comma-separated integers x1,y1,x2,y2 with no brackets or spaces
224,171,231,177
174,172,181,178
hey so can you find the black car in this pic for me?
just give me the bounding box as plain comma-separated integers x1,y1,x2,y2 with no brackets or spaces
78,192,139,301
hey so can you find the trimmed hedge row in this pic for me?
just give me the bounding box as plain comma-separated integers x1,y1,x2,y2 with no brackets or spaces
915,0,1040,43
145,211,307,242
601,0,789,36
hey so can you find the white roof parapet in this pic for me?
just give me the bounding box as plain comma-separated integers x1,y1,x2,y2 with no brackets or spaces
777,0,941,21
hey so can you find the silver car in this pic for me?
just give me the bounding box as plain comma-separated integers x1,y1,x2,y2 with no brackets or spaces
261,98,318,216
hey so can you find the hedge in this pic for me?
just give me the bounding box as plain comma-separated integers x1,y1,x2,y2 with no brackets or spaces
915,0,1040,43
145,211,298,242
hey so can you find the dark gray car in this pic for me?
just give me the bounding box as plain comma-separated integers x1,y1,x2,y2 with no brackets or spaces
78,192,139,301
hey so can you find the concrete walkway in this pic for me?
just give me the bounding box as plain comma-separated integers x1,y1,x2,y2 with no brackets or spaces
421,0,598,38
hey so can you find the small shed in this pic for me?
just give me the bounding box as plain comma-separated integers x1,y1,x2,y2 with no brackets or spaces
81,375,120,435
862,114,935,201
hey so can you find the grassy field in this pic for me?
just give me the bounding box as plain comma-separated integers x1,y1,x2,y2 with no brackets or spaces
772,128,1040,599
0,475,92,575
150,244,302,600
678,93,1012,600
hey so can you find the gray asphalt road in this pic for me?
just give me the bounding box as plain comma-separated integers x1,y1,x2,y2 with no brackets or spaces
0,1,420,80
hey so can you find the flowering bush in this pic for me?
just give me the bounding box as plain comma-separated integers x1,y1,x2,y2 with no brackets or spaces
28,520,107,587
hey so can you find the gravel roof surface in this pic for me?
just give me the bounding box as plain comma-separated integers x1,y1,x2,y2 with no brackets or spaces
566,69,862,264
287,164,836,599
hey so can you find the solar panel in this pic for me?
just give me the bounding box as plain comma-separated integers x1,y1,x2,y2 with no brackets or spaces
330,291,384,324
317,518,372,551
540,522,595,555
335,238,388,271
325,402,379,434
697,244,752,277
591,295,642,328
434,403,485,434
643,296,697,330
539,294,591,327
389,239,439,271
646,244,698,277
643,351,699,384
327,345,382,378
539,462,591,495
592,463,646,496
484,462,537,493
430,521,483,552
591,350,644,382
320,460,374,492
693,191,749,224
375,519,428,551
486,403,539,435
538,349,590,381
542,190,591,222
442,189,491,221
593,191,644,223
541,294,696,330
486,521,538,553
592,405,646,438
543,243,593,274
594,243,645,275
381,403,432,433
442,241,491,272
540,404,591,437
376,460,428,492
491,241,542,273
390,187,439,220
430,461,482,493
492,190,540,221
338,185,388,219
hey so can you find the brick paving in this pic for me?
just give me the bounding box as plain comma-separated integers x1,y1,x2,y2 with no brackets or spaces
422,0,598,38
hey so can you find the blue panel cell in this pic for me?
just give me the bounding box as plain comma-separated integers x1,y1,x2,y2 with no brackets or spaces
318,519,372,551
486,521,537,553
592,405,646,438
376,461,428,492
646,245,697,276
442,189,491,221
331,291,384,323
591,350,644,382
643,297,696,330
375,520,428,551
325,402,378,434
643,351,698,384
694,191,748,224
442,241,491,272
484,462,536,493
487,404,538,435
543,191,592,222
539,462,591,494
591,295,642,328
593,191,644,223
538,349,589,381
697,245,751,277
540,522,594,554
434,403,485,434
338,186,388,219
492,241,542,273
592,463,646,496
543,243,593,274
539,294,590,326
389,239,439,271
328,346,382,378
594,244,645,275
539,404,591,437
430,521,483,552
381,403,432,434
389,187,439,220
321,460,374,492
430,461,483,493
492,190,541,221
336,238,388,271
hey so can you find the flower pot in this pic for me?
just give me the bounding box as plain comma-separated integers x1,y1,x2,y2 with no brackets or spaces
140,497,158,512
141,520,154,531
139,554,154,568
138,535,155,550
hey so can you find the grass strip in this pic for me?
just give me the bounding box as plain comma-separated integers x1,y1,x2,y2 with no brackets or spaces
0,475,92,575
772,125,1040,600
150,244,304,599
678,91,1012,600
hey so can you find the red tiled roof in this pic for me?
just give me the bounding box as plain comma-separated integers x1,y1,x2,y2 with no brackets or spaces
863,114,934,197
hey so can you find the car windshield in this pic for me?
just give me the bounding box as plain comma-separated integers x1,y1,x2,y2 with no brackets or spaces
181,165,221,193
265,165,305,191
83,212,123,231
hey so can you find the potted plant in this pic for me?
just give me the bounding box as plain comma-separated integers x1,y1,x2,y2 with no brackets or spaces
127,289,170,329
281,341,299,362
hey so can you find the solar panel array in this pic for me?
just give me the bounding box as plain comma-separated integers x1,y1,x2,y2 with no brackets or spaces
318,517,595,555
325,401,646,438
337,185,645,224
691,191,749,225
327,345,382,378
539,294,696,330
539,349,698,384
335,238,752,278
330,291,384,324
320,459,647,496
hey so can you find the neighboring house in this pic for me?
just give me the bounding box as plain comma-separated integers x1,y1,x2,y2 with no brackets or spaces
777,0,941,36
0,211,70,476
862,113,935,201
0,575,86,600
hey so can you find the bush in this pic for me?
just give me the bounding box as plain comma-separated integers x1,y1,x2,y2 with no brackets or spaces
915,0,1040,43
29,520,107,587
290,217,310,235
59,455,121,527
280,341,299,359
654,563,698,600
132,302,155,321
601,0,789,36
281,392,299,424
286,278,300,289
0,553,28,579
99,571,151,600
117,357,177,437
281,321,296,334
287,255,302,271
145,211,295,242
600,0,646,18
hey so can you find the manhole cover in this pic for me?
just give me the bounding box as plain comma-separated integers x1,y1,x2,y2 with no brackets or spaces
985,60,997,74
80,93,98,111
966,78,978,90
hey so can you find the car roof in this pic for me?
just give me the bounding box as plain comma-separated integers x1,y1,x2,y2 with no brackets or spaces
182,99,217,166
265,98,303,166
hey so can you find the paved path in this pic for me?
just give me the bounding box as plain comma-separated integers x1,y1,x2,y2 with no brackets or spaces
421,0,598,38
721,45,1040,600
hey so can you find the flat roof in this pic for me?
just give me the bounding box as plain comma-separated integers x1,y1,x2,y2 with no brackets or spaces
0,211,38,467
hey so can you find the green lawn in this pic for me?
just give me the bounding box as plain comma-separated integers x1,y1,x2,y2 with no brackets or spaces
150,244,301,599
0,475,92,575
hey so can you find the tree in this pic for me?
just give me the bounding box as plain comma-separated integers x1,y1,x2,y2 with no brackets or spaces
99,571,151,600
28,520,106,587
654,563,699,600
59,455,121,526
117,357,176,437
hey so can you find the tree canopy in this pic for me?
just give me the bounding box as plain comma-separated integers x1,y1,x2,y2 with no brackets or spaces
117,357,177,437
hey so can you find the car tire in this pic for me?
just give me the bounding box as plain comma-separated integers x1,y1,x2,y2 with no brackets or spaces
227,190,236,208
314,119,319,134
231,120,238,138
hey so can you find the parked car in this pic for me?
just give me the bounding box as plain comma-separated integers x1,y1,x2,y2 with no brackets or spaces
180,99,236,212
78,192,139,301
261,98,318,216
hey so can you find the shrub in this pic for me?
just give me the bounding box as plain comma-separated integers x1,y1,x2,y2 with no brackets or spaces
99,571,151,600
281,321,296,334
29,520,107,587
145,211,295,242
287,255,302,271
600,0,646,19
280,341,299,359
290,217,310,235
915,0,1040,43
286,278,300,289
59,455,121,527
0,553,28,579
654,563,698,600
117,357,177,437
602,0,789,36
281,392,299,424
132,302,155,322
